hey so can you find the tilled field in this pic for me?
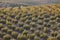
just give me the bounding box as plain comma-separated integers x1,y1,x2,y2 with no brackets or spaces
0,4,60,40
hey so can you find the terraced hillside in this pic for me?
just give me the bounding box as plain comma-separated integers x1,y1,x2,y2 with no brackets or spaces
0,4,60,40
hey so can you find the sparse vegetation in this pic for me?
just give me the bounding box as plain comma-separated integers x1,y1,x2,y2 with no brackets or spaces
0,4,60,40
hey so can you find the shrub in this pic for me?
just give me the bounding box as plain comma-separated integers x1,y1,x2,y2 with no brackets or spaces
0,19,6,24
11,31,18,38
30,22,36,27
56,14,60,18
20,18,25,22
19,27,24,33
27,34,35,40
37,25,43,30
0,32,3,37
34,36,40,40
32,17,37,22
9,25,16,30
23,24,30,30
25,20,31,24
37,20,43,25
0,23,3,29
18,22,24,27
51,31,58,37
40,33,48,39
50,16,56,20
2,33,6,37
43,27,50,33
3,34,11,40
28,39,30,40
1,27,8,32
24,16,29,20
38,16,44,20
43,27,47,32
34,30,40,37
30,27,35,33
47,37,56,40
3,7,12,12
6,19,12,25
49,20,56,24
15,27,19,31
44,18,50,22
40,33,45,38
7,29,13,34
28,16,32,20
43,23,51,27
56,17,60,23
21,14,26,17
17,34,27,40
57,23,60,27
44,14,50,18
22,30,28,35
10,38,16,40
12,19,18,24
50,25,57,30
56,34,60,40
